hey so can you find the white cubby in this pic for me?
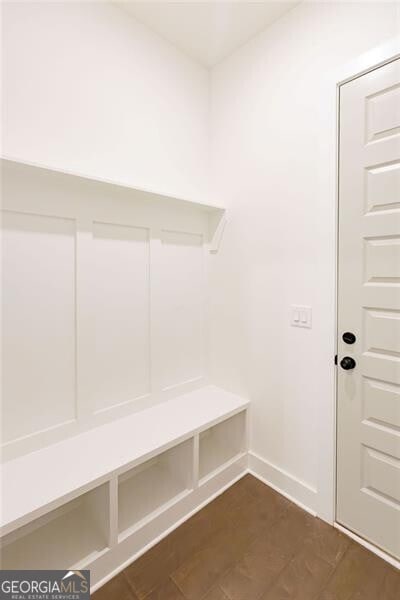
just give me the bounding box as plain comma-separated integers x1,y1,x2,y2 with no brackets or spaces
199,412,247,482
118,439,193,540
1,386,248,588
0,484,109,570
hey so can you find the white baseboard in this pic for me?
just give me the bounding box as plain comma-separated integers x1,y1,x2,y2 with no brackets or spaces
248,451,318,517
92,455,399,594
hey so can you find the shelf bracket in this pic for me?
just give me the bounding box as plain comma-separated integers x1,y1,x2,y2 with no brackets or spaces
209,215,227,254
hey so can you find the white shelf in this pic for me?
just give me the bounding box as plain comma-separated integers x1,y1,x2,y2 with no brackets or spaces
199,412,247,482
1,156,225,212
0,485,109,570
1,385,248,536
118,439,193,540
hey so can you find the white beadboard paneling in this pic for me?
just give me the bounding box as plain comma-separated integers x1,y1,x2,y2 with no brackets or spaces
1,159,213,458
159,230,205,390
91,222,150,413
2,211,77,442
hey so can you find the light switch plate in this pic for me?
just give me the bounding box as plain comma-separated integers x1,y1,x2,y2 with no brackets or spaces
291,305,312,328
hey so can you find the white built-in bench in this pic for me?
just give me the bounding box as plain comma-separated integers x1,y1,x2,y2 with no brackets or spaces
0,386,248,589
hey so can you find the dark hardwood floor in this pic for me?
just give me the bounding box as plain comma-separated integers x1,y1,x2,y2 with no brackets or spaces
92,474,399,600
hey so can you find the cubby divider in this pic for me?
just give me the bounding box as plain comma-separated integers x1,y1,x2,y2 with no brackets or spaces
118,438,194,540
199,412,247,483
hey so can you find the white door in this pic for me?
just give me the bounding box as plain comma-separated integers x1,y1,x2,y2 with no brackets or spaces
337,57,400,560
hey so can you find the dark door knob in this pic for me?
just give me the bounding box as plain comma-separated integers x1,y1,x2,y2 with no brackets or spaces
340,356,356,370
342,332,356,344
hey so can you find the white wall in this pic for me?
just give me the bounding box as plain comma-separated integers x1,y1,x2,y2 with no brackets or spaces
3,0,400,517
209,1,400,518
1,1,210,202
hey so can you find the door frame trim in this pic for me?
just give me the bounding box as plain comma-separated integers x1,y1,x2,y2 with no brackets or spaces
316,35,400,526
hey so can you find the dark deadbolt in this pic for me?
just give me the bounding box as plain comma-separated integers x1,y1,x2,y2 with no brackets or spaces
342,332,356,344
340,356,356,370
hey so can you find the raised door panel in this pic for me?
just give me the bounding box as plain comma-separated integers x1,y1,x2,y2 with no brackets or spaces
363,378,400,429
365,237,400,281
366,161,400,212
362,447,400,505
366,84,400,142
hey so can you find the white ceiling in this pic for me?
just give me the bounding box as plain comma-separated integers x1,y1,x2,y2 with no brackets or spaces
116,2,300,67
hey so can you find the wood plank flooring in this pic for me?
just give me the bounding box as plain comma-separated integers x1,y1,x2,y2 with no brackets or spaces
92,475,399,600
